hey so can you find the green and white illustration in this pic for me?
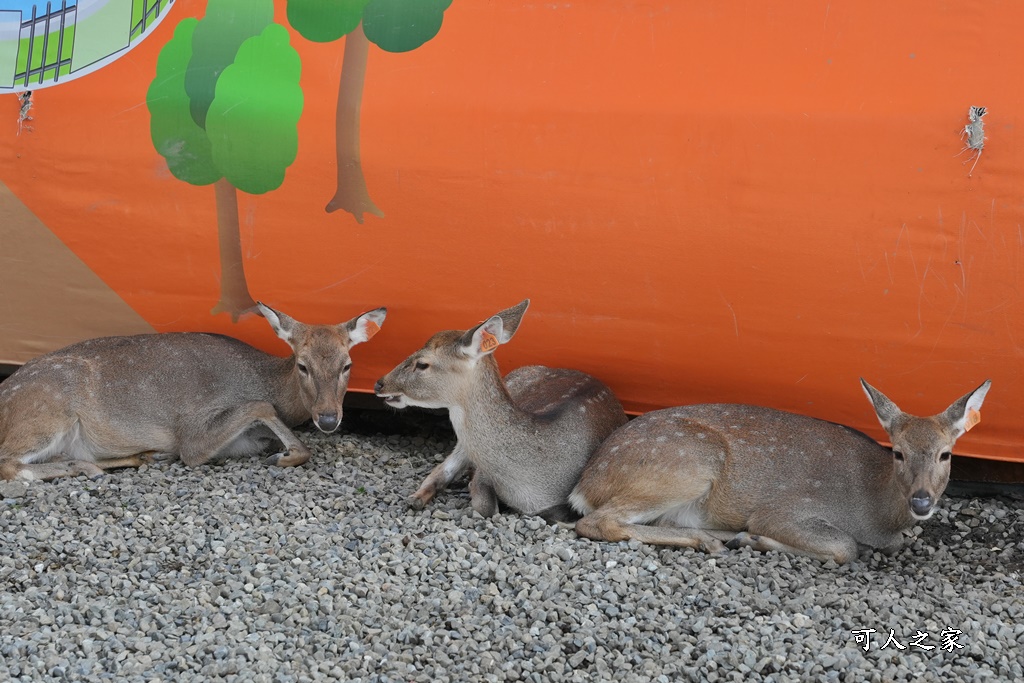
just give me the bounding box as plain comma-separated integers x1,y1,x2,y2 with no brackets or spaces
147,0,303,320
143,0,454,320
0,0,174,92
285,0,453,223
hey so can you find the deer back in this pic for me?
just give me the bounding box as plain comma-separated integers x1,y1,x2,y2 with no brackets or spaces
505,364,627,449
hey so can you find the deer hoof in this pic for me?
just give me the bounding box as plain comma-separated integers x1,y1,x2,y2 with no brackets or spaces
701,538,727,553
726,532,760,550
265,447,311,468
264,452,287,466
407,494,428,510
150,452,177,463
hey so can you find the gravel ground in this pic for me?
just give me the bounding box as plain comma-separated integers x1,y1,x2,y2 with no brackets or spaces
0,409,1021,683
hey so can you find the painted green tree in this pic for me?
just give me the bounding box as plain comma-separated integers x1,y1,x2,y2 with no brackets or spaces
286,0,452,223
147,0,303,320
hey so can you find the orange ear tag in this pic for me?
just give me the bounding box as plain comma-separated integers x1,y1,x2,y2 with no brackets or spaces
479,331,499,353
363,320,381,339
964,408,981,432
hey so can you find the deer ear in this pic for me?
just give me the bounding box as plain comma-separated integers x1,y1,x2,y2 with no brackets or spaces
492,299,530,341
460,300,530,359
346,307,387,346
860,378,903,432
943,380,992,438
462,315,506,359
258,302,298,344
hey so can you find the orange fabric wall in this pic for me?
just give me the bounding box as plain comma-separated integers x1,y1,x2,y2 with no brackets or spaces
1,1,1021,460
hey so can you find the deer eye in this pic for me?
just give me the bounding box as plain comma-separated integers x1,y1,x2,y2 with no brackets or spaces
343,363,353,374
892,450,905,461
297,363,309,375
940,451,952,461
415,361,430,371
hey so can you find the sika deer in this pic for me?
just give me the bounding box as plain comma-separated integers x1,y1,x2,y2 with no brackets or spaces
0,303,386,481
570,379,991,564
374,300,628,522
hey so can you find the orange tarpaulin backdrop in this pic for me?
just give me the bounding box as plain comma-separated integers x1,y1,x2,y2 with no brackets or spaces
1,1,1021,461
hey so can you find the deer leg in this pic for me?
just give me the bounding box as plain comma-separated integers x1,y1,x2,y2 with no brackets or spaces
260,424,313,468
96,453,155,470
728,520,860,564
469,472,499,517
1,460,105,482
14,454,151,481
144,451,178,463
6,451,161,481
408,442,470,509
575,508,727,552
179,402,312,468
536,503,581,524
0,426,108,481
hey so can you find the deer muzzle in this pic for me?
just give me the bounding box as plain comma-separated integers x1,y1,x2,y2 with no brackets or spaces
374,378,406,407
314,412,340,433
910,490,935,519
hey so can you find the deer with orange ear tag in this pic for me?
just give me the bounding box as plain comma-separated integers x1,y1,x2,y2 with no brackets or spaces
375,300,628,522
570,379,991,564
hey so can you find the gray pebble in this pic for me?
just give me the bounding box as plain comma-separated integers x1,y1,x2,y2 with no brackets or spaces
0,418,1020,682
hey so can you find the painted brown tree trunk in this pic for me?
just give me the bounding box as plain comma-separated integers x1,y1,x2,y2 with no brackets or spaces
210,178,257,321
325,23,384,223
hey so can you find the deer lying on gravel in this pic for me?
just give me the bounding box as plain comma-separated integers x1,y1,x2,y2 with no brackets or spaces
0,303,386,481
569,379,991,563
374,300,627,522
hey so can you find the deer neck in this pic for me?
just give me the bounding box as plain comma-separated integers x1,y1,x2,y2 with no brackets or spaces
449,359,529,447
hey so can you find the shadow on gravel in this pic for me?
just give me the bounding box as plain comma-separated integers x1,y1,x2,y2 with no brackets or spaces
340,404,454,440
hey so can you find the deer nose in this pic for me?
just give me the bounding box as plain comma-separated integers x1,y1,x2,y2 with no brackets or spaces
374,379,385,394
315,412,340,433
910,490,933,517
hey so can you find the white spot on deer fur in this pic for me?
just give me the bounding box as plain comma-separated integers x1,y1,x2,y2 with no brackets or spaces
610,445,620,453
579,406,587,413
656,436,667,443
697,433,706,440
